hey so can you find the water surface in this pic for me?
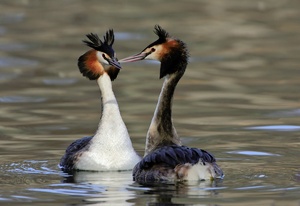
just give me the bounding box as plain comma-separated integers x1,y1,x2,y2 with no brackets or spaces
0,0,300,205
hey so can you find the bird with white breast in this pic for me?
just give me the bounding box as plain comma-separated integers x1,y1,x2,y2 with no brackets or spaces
60,30,141,172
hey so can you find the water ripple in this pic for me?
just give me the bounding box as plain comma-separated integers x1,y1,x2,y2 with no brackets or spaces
6,160,60,175
27,188,100,197
0,73,19,81
115,32,145,40
245,125,300,131
42,78,77,86
268,186,300,192
0,26,6,35
267,109,300,117
235,185,271,190
0,57,38,68
10,195,37,201
0,13,25,24
0,43,29,51
227,150,281,156
0,96,46,103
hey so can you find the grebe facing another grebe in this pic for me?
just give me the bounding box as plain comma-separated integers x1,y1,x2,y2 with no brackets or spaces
60,30,141,172
120,25,224,182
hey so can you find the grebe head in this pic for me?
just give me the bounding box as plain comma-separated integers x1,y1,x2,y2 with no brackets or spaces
120,25,189,78
78,30,121,81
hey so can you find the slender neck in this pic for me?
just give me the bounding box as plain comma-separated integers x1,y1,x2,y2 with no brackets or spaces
145,69,185,155
88,73,135,153
94,73,122,135
155,73,180,135
97,73,116,104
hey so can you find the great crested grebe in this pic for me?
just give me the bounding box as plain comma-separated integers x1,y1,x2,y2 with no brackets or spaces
60,30,141,172
120,25,224,182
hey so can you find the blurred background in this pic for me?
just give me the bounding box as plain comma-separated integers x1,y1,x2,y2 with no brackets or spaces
0,0,299,205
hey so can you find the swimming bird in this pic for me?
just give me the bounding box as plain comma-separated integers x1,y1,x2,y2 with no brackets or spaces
120,25,224,182
60,30,141,172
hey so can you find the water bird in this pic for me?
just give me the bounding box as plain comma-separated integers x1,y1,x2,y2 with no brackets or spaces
120,25,224,182
60,30,141,172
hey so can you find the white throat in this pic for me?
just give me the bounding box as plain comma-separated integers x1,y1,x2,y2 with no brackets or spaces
75,73,141,171
94,73,126,142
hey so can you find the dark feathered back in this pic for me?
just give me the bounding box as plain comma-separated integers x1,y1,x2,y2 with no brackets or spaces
138,145,216,170
83,30,115,57
132,145,220,182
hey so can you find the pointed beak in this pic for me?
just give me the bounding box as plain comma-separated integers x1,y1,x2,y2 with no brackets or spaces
119,52,148,63
108,57,122,70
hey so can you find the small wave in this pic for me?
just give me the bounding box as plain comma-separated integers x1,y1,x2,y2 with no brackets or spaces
0,57,38,68
5,160,60,175
245,125,300,131
42,78,77,86
227,150,281,156
0,96,46,103
115,32,145,40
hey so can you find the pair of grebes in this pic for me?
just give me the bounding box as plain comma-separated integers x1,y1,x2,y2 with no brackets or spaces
60,25,224,183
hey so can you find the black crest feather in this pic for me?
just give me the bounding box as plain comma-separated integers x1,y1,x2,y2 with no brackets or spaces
82,30,115,57
144,25,169,50
154,25,169,40
78,29,120,81
151,25,189,79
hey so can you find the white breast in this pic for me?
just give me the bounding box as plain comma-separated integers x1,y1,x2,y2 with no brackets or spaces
75,73,141,171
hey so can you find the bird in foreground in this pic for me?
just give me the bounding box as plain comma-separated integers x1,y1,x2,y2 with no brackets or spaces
59,30,141,172
120,25,224,183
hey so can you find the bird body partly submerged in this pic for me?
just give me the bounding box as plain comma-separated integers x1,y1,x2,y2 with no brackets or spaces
120,25,224,182
60,31,141,172
133,145,222,183
60,74,141,171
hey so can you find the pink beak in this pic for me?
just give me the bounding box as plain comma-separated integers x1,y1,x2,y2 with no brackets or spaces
119,52,148,63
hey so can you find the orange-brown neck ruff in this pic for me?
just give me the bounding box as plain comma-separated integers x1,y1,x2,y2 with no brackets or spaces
159,38,188,79
78,49,104,80
165,38,179,49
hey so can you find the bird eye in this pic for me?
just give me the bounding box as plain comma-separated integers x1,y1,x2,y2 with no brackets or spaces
100,53,110,64
102,53,109,61
151,48,156,52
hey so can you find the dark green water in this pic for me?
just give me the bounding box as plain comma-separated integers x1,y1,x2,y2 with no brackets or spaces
0,0,299,205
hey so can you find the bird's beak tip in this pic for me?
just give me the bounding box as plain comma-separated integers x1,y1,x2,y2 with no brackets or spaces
109,58,122,70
